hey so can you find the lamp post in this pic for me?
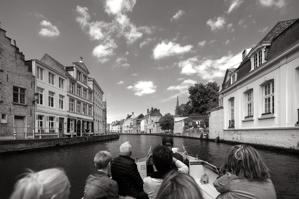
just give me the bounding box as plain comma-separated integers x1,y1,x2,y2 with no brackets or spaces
32,93,39,139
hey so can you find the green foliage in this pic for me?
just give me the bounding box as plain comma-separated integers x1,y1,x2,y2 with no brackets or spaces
159,113,174,131
176,82,219,116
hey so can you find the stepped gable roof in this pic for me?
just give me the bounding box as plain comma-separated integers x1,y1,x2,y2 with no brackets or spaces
73,61,90,74
248,19,298,56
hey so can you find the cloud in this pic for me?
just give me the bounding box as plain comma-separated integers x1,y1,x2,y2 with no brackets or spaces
227,0,244,13
258,0,285,8
115,57,130,67
139,38,154,48
171,10,185,21
38,20,60,37
153,41,193,59
92,39,117,63
206,17,226,31
163,79,196,102
178,52,242,80
198,40,207,47
105,0,136,15
117,80,124,84
127,81,157,96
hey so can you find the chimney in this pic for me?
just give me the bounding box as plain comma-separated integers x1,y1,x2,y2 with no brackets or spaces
79,56,84,63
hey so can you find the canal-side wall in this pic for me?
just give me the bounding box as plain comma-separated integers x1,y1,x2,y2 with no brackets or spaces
222,128,299,150
0,134,119,153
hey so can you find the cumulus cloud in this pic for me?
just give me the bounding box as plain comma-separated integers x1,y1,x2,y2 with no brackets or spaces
127,81,157,96
227,0,244,13
139,38,154,48
92,39,117,63
153,41,193,59
163,79,196,102
206,16,226,31
38,20,60,37
117,80,124,84
115,56,130,67
171,10,185,21
198,40,207,47
105,0,136,15
178,52,242,80
258,0,285,8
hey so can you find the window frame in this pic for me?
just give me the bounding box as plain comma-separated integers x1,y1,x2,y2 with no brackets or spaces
262,80,275,115
37,66,43,80
59,77,64,89
48,91,55,107
13,86,26,105
59,95,64,109
48,72,55,85
37,87,43,105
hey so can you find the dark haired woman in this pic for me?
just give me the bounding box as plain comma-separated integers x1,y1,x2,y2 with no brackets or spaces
213,144,276,199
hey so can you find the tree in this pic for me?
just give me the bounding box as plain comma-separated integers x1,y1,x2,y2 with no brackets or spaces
159,113,174,132
188,82,219,115
176,103,192,116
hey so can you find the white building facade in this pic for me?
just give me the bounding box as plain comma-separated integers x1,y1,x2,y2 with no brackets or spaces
88,78,105,134
65,60,93,136
221,19,299,149
31,54,68,138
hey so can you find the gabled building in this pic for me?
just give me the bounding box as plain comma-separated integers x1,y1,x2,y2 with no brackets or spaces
30,54,68,138
88,77,105,135
123,112,135,133
0,27,34,139
220,19,299,149
133,114,144,134
65,59,93,136
144,108,162,134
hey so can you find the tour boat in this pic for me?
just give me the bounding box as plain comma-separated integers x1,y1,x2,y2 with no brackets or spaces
136,146,220,199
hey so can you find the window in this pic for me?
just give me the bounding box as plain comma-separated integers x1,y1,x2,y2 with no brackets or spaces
229,97,234,128
77,85,81,96
258,50,263,66
263,80,274,114
245,90,253,117
70,120,75,132
1,114,7,123
37,67,43,80
48,72,54,85
76,101,81,113
77,70,82,81
88,105,92,116
88,90,92,101
254,53,257,68
37,115,44,132
37,87,43,105
59,95,64,109
59,78,64,89
69,98,75,112
70,82,75,94
48,91,54,107
49,116,55,132
13,86,25,104
83,103,87,115
83,75,87,84
83,88,87,99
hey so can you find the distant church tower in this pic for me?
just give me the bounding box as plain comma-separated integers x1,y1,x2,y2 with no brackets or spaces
175,96,179,116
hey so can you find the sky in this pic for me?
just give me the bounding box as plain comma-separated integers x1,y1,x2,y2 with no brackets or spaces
0,0,298,123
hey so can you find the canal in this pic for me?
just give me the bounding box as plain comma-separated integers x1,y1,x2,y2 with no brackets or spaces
0,135,299,199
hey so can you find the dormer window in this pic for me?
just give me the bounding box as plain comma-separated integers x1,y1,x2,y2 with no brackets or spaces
250,48,265,71
230,73,237,84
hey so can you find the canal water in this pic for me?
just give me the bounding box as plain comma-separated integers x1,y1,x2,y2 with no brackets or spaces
0,135,299,199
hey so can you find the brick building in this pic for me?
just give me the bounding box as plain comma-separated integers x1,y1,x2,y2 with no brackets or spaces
0,27,34,139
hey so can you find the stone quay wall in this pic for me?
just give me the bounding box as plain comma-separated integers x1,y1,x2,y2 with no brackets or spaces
0,134,119,153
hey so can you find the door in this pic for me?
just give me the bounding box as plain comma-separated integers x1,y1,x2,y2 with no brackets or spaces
14,116,25,139
59,117,64,137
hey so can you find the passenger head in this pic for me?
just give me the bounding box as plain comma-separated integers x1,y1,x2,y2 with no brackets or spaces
119,141,132,157
156,171,203,199
162,136,173,149
10,168,70,199
222,144,270,181
94,150,112,170
152,145,173,176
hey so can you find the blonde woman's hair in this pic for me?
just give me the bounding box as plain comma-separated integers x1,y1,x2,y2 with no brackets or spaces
10,168,70,199
156,171,203,199
221,144,270,181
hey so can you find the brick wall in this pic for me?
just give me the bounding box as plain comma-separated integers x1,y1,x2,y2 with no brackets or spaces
0,28,34,138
